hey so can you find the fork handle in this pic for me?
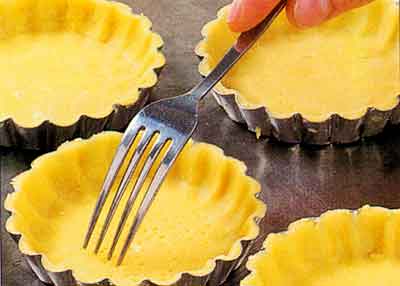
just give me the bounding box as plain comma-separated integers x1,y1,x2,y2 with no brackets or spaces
190,0,287,102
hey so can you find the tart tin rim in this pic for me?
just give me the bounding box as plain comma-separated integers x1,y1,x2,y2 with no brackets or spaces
4,132,267,286
195,2,400,145
0,0,166,150
241,205,400,286
211,90,400,145
0,89,152,150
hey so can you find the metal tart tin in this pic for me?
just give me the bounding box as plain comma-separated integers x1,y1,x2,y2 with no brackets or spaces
0,0,165,151
5,136,266,286
241,206,400,286
196,0,400,145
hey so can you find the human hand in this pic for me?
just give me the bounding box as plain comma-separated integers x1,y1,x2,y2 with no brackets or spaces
228,0,374,32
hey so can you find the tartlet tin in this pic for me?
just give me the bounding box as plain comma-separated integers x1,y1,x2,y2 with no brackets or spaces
241,206,400,286
0,0,165,151
5,134,266,286
6,205,264,286
0,89,152,151
196,1,400,145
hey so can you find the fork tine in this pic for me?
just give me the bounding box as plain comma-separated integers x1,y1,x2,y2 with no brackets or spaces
94,130,156,253
83,124,143,249
116,142,187,265
107,136,170,260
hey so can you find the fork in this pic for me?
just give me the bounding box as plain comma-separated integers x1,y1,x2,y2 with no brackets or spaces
83,0,286,266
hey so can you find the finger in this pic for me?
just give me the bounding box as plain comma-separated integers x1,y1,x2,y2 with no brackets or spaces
286,0,332,27
228,0,281,32
286,0,374,28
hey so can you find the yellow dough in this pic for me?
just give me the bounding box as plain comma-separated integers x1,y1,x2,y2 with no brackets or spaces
5,132,265,285
241,206,400,286
311,260,400,286
198,0,400,121
0,0,165,127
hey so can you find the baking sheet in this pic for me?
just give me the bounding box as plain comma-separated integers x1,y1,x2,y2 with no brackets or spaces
1,0,400,285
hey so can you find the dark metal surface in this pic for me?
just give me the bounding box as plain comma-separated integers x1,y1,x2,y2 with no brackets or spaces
1,0,400,285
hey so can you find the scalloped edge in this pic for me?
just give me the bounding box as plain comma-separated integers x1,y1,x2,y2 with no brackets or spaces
0,89,152,150
0,0,165,150
5,131,267,286
196,2,400,145
211,91,400,145
241,205,400,286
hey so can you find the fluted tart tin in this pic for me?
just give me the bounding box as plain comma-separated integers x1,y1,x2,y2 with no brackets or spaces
241,206,400,286
0,0,165,150
196,0,400,145
5,132,266,286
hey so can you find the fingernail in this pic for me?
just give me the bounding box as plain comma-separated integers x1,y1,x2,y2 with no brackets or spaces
294,0,332,27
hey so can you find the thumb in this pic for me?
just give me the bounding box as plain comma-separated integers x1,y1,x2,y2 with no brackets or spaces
286,0,374,27
228,0,281,32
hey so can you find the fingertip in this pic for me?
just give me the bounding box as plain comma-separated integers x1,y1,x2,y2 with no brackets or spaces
227,0,246,32
228,0,281,32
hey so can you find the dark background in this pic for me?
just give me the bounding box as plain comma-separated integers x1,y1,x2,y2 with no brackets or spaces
1,0,399,285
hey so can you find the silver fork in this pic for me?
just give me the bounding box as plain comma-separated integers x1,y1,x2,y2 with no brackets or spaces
83,0,286,266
